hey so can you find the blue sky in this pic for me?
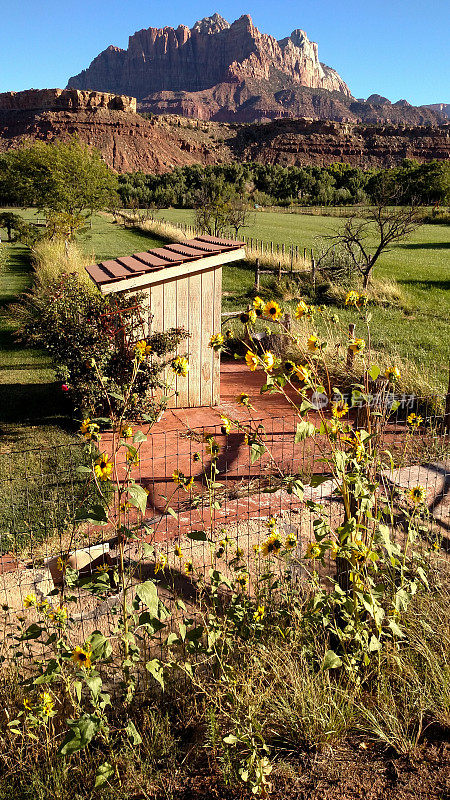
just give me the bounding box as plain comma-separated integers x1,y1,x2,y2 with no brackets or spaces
0,0,448,105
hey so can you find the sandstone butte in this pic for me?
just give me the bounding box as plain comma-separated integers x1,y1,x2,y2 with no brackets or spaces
65,13,446,127
0,88,449,174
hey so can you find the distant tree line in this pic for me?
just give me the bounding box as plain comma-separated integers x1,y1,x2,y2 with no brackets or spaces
117,160,450,210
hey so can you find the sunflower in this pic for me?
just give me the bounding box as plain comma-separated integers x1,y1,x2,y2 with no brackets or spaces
240,312,250,324
327,540,340,558
126,450,140,466
205,437,220,457
174,544,182,558
80,418,100,442
120,425,133,439
40,691,54,717
385,366,401,382
356,294,368,309
134,340,147,359
267,516,278,531
155,553,168,574
192,451,201,462
293,364,310,382
237,392,252,407
294,300,309,319
94,453,113,481
209,333,225,351
285,533,297,550
307,335,320,353
305,542,321,559
172,470,193,489
331,402,349,419
264,300,282,321
407,413,423,427
235,572,249,590
284,360,296,376
245,351,259,371
220,416,232,434
71,646,92,669
262,351,275,371
345,290,359,307
171,356,189,377
408,485,427,505
253,296,265,315
253,605,265,622
261,531,283,557
184,560,194,576
348,338,366,354
24,594,37,609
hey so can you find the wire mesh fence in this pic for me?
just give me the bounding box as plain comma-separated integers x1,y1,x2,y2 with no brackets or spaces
0,403,449,668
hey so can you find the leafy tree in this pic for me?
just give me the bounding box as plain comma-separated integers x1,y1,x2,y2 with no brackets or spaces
194,177,249,238
0,138,119,239
0,211,23,241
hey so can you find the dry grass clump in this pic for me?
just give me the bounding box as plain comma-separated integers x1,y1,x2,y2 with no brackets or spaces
324,276,410,310
31,239,95,291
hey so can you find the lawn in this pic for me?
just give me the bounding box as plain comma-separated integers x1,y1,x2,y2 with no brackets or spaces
157,208,450,392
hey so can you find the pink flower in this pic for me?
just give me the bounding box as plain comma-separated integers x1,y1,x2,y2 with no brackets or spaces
61,384,69,392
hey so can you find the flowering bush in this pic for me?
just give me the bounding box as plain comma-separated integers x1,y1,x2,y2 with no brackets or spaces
17,273,188,417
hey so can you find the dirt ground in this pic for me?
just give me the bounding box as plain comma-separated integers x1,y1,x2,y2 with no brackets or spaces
160,738,450,800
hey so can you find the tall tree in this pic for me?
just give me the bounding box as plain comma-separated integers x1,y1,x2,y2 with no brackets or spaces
0,138,119,239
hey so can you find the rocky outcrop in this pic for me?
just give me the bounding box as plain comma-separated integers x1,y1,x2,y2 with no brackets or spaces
0,90,448,172
0,88,136,113
232,118,450,168
139,80,444,126
67,14,351,101
424,103,450,120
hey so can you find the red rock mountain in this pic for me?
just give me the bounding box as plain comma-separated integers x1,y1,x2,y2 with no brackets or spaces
67,14,351,114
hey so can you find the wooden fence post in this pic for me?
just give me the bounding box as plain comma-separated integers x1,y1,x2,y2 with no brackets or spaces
347,323,356,370
284,312,292,332
255,258,260,291
303,247,307,260
278,261,282,280
312,257,316,291
444,359,450,433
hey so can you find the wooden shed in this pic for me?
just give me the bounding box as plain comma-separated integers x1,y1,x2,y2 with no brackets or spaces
85,235,245,407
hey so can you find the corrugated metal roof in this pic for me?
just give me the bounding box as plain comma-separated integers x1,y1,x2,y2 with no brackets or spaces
85,235,245,287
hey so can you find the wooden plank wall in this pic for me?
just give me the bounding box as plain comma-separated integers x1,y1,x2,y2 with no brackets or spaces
136,265,221,409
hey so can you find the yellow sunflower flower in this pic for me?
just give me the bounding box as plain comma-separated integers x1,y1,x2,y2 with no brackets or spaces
305,542,321,559
220,416,232,434
235,572,249,590
295,300,309,319
40,691,54,717
407,413,423,427
237,392,252,407
385,366,401,382
262,351,275,371
408,485,427,505
134,340,147,359
126,450,140,466
145,344,152,355
345,290,360,307
94,453,113,481
24,594,37,609
293,364,310,382
264,300,282,321
331,402,349,419
184,560,194,576
307,335,320,353
174,544,182,558
261,531,283,557
253,604,265,621
71,646,92,669
348,338,366,354
120,425,133,439
245,350,259,371
171,356,189,377
155,553,168,574
285,533,297,550
209,333,225,351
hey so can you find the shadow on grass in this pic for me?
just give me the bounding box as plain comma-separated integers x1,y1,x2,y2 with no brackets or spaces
0,381,74,430
398,242,450,250
0,244,31,308
399,278,450,292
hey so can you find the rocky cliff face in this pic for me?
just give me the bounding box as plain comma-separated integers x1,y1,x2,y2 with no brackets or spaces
0,90,448,173
67,14,351,102
0,88,136,113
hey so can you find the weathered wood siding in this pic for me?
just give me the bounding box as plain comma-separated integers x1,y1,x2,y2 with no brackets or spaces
137,264,221,408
